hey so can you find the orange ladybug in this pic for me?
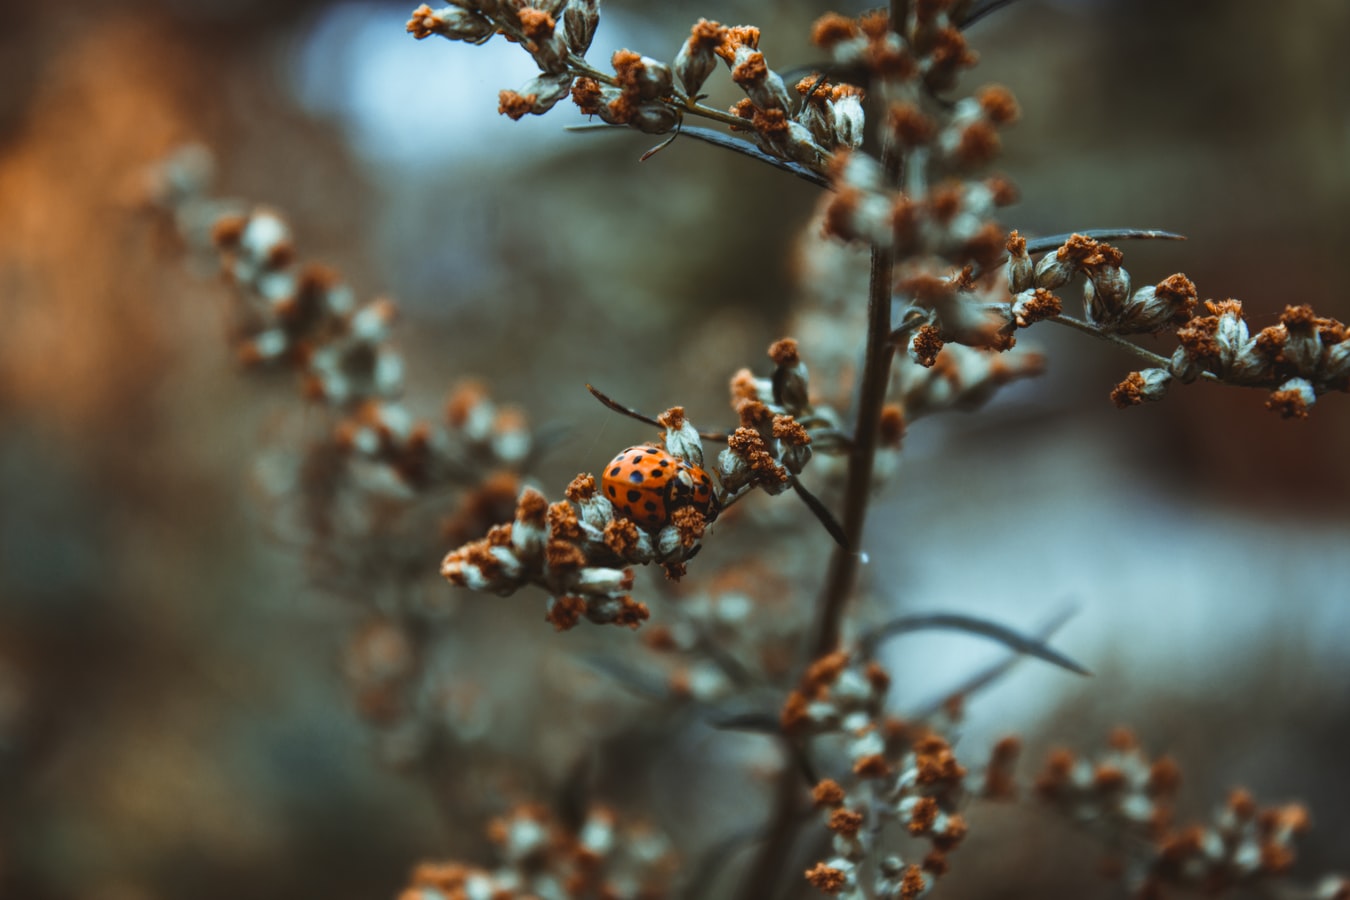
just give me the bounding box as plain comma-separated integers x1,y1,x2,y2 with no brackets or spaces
602,445,715,529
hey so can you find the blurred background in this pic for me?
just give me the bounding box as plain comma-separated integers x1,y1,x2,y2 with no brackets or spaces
0,0,1346,897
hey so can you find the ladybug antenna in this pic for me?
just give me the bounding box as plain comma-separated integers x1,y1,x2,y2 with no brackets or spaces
585,384,728,442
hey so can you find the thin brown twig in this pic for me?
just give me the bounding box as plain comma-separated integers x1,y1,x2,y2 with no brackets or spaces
1046,314,1221,383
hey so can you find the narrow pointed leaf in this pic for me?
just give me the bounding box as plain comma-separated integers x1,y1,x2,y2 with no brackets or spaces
958,0,1025,29
1024,228,1186,255
789,475,848,549
909,606,1079,718
568,124,830,189
860,610,1089,675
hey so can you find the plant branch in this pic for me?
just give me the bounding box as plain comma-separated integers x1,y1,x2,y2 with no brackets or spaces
809,143,903,658
735,11,907,897
1046,314,1220,383
810,240,895,659
563,53,762,132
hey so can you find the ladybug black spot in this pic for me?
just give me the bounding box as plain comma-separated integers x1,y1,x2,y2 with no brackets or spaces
658,458,670,467
627,489,641,502
643,500,657,511
629,471,645,484
607,485,616,498
623,504,634,516
647,513,661,523
650,469,662,478
609,466,621,477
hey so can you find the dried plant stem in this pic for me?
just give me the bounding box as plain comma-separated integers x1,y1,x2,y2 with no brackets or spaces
735,757,808,900
565,55,753,130
810,48,907,653
736,47,905,899
731,242,897,899
1047,314,1223,384
487,12,751,131
811,238,896,658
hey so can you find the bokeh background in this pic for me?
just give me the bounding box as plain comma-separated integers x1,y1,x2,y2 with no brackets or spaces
1,0,1347,897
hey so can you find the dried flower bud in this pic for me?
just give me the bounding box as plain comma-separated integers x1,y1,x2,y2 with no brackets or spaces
566,474,613,530
1321,337,1350,383
828,150,885,192
1111,368,1172,408
658,407,704,467
769,338,810,412
1266,377,1315,419
490,407,531,463
349,297,396,342
1168,345,1202,384
239,210,293,269
499,73,574,120
1084,266,1132,325
655,523,685,559
511,486,549,560
569,566,634,595
829,94,866,149
675,19,725,95
729,48,790,112
628,103,679,134
1211,301,1249,365
774,416,812,474
1005,231,1033,293
1033,250,1075,290
1101,273,1199,333
1277,305,1323,377
612,50,673,101
406,4,495,43
563,0,599,55
1011,288,1061,328
716,446,752,493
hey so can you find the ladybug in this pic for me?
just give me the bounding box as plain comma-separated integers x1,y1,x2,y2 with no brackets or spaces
602,444,716,529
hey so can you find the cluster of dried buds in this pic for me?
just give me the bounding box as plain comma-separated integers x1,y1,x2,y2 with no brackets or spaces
211,206,404,406
402,803,676,900
441,401,732,630
147,148,536,497
1007,232,1197,336
407,3,889,168
1005,232,1350,416
692,21,838,167
148,148,542,772
1034,728,1344,898
815,5,1019,264
786,653,970,899
440,475,659,631
788,240,1049,457
441,339,845,629
639,561,802,704
721,338,838,494
331,384,529,496
408,1,599,120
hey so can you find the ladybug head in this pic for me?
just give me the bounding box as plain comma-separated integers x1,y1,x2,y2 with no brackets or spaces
666,463,718,521
668,466,698,500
